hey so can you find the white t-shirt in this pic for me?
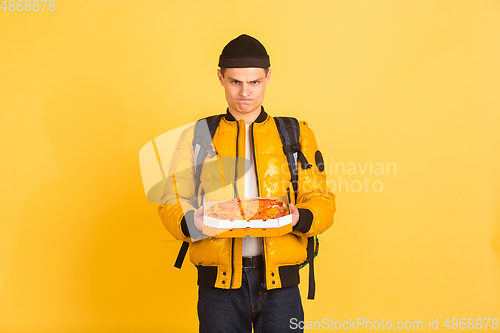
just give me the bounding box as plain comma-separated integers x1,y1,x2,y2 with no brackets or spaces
242,124,263,257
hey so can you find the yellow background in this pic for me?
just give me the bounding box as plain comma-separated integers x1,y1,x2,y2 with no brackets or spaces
1,0,499,332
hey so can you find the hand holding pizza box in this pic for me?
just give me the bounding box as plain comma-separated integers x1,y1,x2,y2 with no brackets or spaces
202,197,293,238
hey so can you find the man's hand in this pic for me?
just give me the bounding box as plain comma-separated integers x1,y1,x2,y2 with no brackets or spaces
289,203,300,227
194,206,204,231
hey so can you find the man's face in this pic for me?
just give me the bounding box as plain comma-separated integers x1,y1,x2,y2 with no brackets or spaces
217,67,271,118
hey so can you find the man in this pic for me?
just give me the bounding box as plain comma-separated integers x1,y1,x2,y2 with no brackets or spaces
158,34,335,333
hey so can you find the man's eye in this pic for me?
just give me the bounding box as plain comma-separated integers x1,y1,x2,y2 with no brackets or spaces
232,81,240,84
251,81,260,85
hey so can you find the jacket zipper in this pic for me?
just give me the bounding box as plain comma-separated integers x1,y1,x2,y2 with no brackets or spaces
233,123,240,199
251,124,267,290
230,238,235,288
250,123,260,196
230,121,240,289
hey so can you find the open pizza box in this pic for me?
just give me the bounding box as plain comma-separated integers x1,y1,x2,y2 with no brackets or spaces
202,196,293,238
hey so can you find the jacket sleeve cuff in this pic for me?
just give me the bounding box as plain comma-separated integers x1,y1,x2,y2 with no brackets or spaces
293,208,314,233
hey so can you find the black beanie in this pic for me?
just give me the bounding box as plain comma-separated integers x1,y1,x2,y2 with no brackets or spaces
218,34,270,68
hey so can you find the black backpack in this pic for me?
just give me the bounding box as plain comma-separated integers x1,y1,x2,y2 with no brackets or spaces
174,115,319,299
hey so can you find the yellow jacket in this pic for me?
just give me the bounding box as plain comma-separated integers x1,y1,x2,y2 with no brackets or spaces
158,108,335,290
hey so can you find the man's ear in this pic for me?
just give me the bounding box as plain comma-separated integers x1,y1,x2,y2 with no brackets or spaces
217,69,225,86
265,68,271,85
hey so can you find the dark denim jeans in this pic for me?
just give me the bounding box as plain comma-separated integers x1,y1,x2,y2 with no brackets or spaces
198,266,304,332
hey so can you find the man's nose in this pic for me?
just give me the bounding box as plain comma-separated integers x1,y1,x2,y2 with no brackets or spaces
240,84,250,97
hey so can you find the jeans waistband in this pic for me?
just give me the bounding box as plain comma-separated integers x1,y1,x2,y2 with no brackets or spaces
242,255,264,268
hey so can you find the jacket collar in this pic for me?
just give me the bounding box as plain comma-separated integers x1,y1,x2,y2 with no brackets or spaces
224,106,268,123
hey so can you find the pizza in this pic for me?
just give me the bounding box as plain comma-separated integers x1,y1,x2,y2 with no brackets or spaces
204,197,289,221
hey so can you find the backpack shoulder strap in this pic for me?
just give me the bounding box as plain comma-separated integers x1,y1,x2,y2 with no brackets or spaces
193,114,224,200
274,116,317,299
273,117,312,203
174,114,223,270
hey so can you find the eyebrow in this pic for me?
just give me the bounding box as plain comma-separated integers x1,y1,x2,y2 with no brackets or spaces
227,77,264,83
